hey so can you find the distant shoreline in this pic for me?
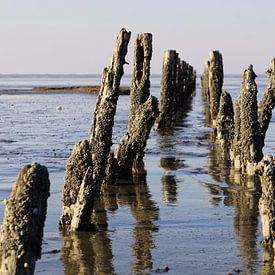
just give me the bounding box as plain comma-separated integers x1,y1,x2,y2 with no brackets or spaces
0,85,130,95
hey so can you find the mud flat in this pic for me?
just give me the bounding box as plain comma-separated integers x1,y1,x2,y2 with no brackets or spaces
1,72,275,274
1,35,275,274
32,85,130,95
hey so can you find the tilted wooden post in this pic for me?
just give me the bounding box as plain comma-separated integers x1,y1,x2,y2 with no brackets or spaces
115,33,159,178
0,163,50,275
59,28,131,231
59,140,92,229
258,58,275,147
89,28,131,193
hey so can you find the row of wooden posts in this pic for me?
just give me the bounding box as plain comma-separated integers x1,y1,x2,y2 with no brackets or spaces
201,51,275,253
0,29,196,274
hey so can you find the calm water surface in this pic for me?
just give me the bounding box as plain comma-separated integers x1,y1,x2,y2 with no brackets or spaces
0,74,274,274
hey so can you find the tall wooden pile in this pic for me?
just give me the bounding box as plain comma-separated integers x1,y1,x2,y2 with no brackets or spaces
59,28,131,231
115,33,159,178
155,50,196,130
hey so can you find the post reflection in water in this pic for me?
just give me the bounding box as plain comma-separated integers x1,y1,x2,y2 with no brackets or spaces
61,173,159,274
61,230,114,275
61,192,115,274
116,174,159,272
160,157,180,205
207,131,265,274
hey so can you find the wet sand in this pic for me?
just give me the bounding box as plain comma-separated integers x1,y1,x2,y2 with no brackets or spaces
0,75,274,274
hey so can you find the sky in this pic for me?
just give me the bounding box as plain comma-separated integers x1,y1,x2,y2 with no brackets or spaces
0,0,274,74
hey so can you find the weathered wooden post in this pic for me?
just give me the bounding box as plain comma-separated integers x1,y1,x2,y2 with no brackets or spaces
59,140,92,229
201,61,210,102
186,63,196,98
257,156,275,247
201,50,223,125
209,50,223,124
0,163,50,275
216,90,234,152
230,96,242,169
89,28,131,192
155,50,196,130
155,50,178,130
232,65,263,175
258,58,275,146
59,28,131,231
115,33,159,178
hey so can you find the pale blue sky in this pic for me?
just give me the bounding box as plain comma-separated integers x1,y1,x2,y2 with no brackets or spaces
0,0,274,74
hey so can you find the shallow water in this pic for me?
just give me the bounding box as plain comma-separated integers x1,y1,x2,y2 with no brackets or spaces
0,74,274,274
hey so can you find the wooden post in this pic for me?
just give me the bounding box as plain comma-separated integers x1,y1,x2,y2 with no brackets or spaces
201,50,223,125
258,58,275,146
59,140,92,229
89,28,131,193
239,65,262,174
155,50,178,129
115,33,159,178
59,28,131,231
156,51,196,130
201,61,210,102
208,50,223,123
257,156,275,247
0,163,50,275
216,90,234,152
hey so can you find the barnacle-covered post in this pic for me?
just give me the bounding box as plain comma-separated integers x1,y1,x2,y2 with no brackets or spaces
155,51,196,130
89,28,131,192
59,28,131,231
0,163,50,275
155,50,178,130
115,33,159,178
258,58,275,147
201,50,223,125
216,90,234,153
257,156,275,247
232,65,263,175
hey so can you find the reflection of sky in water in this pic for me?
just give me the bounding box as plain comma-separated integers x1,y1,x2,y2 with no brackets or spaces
0,74,274,274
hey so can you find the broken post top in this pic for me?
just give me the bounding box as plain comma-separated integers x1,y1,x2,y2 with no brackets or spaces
266,58,275,85
131,33,153,106
209,50,222,61
208,50,223,78
135,33,152,58
163,50,178,64
241,65,258,95
10,162,50,204
104,28,131,92
218,90,234,119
